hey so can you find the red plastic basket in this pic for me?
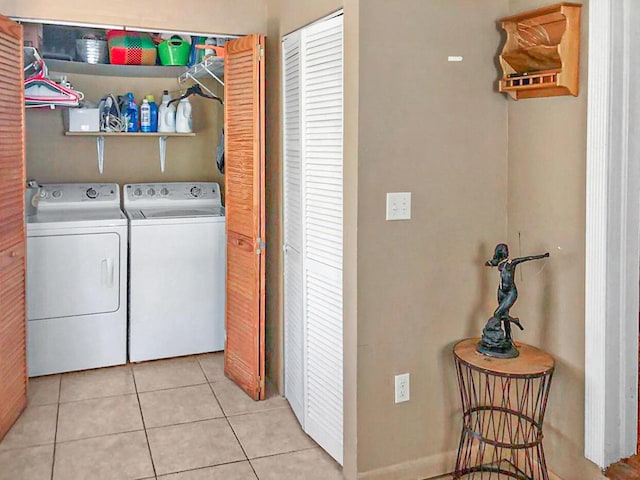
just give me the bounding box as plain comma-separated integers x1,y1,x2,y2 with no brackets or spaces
107,30,157,65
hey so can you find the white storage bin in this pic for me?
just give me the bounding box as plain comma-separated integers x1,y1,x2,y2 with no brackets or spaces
65,108,100,132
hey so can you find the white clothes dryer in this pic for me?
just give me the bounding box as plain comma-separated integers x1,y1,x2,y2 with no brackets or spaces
124,182,226,362
26,183,128,376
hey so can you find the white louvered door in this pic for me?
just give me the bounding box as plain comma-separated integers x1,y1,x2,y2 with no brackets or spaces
282,30,305,425
283,13,344,466
301,14,343,465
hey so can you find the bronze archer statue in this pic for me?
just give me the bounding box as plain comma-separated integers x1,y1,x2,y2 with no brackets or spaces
477,243,549,358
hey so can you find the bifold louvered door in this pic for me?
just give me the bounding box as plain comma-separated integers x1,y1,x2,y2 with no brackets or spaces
224,34,266,401
0,14,27,441
283,13,344,465
282,30,305,424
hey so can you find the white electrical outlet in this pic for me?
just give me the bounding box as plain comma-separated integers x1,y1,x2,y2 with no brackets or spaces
386,192,411,221
395,373,410,403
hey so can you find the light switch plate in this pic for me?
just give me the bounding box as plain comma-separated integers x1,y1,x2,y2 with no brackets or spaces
386,192,411,221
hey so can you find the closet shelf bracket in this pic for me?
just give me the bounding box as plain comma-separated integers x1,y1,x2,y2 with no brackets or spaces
178,55,224,88
96,136,105,174
200,64,224,87
159,136,168,173
65,132,196,173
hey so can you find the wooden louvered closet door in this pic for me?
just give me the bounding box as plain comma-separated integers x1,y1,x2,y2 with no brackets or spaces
224,34,266,400
0,14,27,441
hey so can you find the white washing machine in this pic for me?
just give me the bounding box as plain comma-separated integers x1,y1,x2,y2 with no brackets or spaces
26,183,128,376
124,182,226,362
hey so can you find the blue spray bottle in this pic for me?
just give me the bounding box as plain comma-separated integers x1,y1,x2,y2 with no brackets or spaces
126,92,139,132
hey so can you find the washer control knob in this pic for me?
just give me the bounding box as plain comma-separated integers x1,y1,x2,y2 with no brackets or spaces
51,190,62,199
160,187,169,196
190,186,202,198
147,188,156,197
86,188,98,199
133,188,143,197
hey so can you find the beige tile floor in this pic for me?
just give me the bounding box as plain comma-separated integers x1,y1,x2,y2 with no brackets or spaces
0,353,344,480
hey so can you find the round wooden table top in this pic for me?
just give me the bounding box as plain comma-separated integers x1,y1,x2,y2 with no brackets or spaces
454,338,555,376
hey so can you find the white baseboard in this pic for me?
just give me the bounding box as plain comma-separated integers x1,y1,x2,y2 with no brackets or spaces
357,449,458,480
549,469,562,480
357,452,569,480
547,468,606,480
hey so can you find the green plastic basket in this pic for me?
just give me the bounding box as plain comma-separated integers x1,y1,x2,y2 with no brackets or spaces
158,37,191,66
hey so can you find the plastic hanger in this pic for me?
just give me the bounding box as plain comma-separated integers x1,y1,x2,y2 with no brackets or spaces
168,84,222,106
25,77,83,107
23,47,83,108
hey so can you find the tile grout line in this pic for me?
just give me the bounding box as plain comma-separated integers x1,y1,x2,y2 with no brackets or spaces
139,416,226,432
57,389,145,405
197,356,260,480
50,374,62,480
249,445,320,461
131,368,158,479
0,440,55,453
152,459,251,478
215,401,291,419
57,391,140,406
54,427,147,446
135,381,210,396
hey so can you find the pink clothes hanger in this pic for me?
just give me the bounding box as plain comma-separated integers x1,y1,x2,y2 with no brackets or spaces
23,47,83,108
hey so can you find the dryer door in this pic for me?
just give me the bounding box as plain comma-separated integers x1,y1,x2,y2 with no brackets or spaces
27,233,121,320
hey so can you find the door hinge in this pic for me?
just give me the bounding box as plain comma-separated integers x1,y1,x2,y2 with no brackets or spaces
257,44,264,60
259,376,265,391
256,237,266,255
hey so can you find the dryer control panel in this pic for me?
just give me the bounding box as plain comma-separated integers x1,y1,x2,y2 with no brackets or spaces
124,182,222,206
38,183,120,207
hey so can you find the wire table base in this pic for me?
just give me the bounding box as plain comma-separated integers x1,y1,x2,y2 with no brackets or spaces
453,339,554,480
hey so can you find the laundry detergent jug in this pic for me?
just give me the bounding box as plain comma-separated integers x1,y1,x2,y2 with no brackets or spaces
176,97,193,133
158,90,176,133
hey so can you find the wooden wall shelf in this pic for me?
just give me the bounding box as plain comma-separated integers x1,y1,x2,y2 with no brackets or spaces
498,2,582,100
47,60,188,78
64,132,196,173
64,132,195,137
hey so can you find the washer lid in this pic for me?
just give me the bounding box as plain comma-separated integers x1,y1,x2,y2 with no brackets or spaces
126,207,226,226
139,206,224,219
27,208,127,230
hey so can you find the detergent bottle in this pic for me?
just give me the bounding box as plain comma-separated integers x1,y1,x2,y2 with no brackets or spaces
158,90,176,133
176,97,193,133
146,95,158,132
140,98,151,132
